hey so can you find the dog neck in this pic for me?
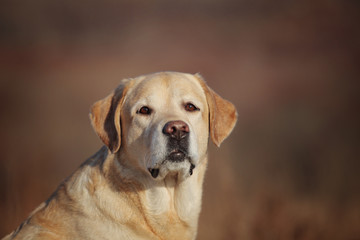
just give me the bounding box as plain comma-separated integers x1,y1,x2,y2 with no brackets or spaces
99,148,208,239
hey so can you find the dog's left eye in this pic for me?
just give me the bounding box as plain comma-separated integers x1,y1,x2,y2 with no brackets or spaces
137,106,152,115
184,103,199,112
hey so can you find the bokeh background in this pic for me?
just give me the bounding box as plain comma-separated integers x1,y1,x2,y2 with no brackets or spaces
1,0,359,239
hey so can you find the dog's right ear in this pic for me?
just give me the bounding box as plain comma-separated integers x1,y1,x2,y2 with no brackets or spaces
89,80,130,153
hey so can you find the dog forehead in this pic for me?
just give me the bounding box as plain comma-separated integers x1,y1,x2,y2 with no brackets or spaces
125,73,206,105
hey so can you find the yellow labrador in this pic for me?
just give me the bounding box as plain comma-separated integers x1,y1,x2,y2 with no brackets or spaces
3,72,237,240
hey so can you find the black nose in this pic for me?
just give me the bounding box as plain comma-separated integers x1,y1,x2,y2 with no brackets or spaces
162,120,189,140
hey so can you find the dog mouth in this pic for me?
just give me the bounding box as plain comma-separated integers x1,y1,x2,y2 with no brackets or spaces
148,132,193,179
148,149,195,179
148,163,195,179
168,149,187,162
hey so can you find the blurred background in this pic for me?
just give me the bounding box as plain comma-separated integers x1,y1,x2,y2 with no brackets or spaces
1,0,359,239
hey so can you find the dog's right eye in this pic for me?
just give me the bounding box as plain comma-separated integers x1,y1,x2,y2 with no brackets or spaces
137,106,152,115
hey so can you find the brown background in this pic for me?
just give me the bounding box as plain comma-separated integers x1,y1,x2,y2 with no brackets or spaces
1,0,359,239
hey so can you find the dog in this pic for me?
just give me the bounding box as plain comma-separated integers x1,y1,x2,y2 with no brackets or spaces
3,72,237,240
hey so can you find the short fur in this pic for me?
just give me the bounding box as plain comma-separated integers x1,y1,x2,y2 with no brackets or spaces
3,72,237,240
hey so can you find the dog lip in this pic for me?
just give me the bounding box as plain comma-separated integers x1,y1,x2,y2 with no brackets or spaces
168,151,186,162
170,149,183,153
189,163,196,176
148,168,159,178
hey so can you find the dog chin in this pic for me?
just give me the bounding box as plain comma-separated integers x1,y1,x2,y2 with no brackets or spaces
148,159,195,181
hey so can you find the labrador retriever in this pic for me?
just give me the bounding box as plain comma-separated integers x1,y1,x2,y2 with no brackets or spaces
3,72,237,240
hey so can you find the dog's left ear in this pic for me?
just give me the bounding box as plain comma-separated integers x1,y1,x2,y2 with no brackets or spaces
89,80,130,153
195,74,238,147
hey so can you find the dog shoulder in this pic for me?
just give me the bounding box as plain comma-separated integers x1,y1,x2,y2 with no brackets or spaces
7,147,110,239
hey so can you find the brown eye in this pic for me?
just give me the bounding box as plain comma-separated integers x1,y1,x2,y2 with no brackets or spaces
185,103,199,112
137,106,152,115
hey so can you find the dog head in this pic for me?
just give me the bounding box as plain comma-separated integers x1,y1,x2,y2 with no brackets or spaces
90,72,237,180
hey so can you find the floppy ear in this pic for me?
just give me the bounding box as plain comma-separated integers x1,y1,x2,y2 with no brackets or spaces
195,74,238,147
89,81,129,153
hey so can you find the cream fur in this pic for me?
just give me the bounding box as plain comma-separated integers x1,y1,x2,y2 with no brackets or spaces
3,72,237,240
